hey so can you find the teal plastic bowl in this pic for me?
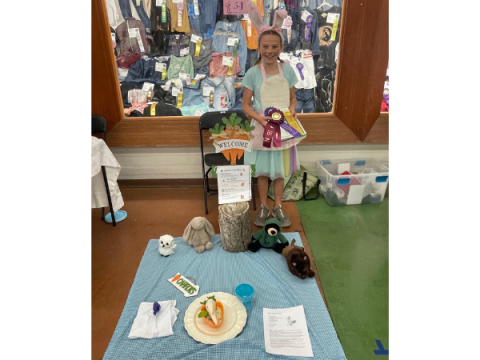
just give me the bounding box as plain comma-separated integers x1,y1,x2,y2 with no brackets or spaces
235,283,254,309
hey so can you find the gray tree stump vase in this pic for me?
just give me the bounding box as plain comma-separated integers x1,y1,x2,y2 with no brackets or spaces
218,202,252,252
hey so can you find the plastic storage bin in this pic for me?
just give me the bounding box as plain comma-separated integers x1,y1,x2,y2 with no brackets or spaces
317,159,389,206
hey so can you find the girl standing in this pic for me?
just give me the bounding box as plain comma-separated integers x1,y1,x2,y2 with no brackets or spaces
242,3,302,227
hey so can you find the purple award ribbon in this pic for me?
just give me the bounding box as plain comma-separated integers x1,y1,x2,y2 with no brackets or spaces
280,121,302,138
305,15,313,41
296,62,305,80
263,108,284,148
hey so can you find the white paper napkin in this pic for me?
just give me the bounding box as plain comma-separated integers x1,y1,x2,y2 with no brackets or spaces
128,300,180,339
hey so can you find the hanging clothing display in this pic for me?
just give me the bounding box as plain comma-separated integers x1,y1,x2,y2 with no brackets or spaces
189,39,214,69
167,0,191,34
107,0,343,116
314,5,341,69
117,0,153,40
212,19,247,76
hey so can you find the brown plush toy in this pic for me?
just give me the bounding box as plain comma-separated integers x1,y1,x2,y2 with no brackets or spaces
282,239,315,279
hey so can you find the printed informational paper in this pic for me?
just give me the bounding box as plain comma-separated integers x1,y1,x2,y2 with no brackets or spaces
128,28,138,38
301,10,313,23
179,72,191,85
263,306,314,357
142,82,155,92
190,34,202,43
172,86,183,97
217,165,251,205
326,13,340,24
155,62,166,72
227,37,239,46
222,56,233,66
203,86,214,96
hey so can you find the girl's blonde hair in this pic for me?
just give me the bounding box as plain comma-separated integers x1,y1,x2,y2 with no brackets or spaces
253,30,285,66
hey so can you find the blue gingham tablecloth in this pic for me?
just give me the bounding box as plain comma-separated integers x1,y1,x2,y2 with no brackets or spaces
103,233,347,360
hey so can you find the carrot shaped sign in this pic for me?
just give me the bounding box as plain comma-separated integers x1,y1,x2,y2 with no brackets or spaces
209,113,255,165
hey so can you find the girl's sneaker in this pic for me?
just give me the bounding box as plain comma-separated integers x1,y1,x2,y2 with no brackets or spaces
254,205,270,227
272,204,291,227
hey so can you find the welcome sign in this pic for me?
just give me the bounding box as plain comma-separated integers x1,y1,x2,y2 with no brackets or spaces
213,139,253,153
209,113,255,165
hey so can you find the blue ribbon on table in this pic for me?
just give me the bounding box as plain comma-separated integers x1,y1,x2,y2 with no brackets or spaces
187,4,197,18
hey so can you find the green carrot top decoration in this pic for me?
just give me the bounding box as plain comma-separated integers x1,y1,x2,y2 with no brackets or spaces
208,123,225,134
239,122,255,132
221,113,242,127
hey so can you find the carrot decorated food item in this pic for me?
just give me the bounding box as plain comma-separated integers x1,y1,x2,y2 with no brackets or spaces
209,113,255,165
198,295,224,328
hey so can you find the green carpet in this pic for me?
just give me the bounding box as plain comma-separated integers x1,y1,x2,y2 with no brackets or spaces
296,196,389,360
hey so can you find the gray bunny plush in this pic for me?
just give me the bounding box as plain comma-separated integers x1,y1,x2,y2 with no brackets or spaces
183,217,215,253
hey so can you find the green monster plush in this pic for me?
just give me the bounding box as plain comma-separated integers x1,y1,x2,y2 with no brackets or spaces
248,218,289,254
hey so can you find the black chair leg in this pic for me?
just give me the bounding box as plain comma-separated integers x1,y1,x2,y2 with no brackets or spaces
101,166,116,227
101,207,105,220
205,167,213,193
203,174,209,215
251,178,256,210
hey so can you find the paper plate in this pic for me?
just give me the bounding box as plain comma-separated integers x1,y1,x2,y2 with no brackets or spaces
184,292,247,344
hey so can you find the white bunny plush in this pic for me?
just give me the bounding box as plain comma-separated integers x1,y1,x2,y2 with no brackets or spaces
158,235,177,257
183,217,215,253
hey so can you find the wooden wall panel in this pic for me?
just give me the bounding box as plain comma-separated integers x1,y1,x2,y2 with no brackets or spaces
92,0,124,131
363,113,389,143
108,114,367,147
334,0,389,141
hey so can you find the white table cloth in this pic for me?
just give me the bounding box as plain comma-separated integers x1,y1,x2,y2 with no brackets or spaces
91,136,124,212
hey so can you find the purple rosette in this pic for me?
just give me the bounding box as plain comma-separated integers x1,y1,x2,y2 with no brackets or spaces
262,107,284,148
264,107,276,117
296,63,305,80
305,15,313,41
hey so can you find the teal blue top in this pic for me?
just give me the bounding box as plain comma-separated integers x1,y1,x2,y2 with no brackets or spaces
241,63,298,111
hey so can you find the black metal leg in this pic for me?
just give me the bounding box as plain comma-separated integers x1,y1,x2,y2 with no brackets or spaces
205,167,213,193
101,166,116,227
251,178,256,210
101,207,105,220
203,174,209,215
